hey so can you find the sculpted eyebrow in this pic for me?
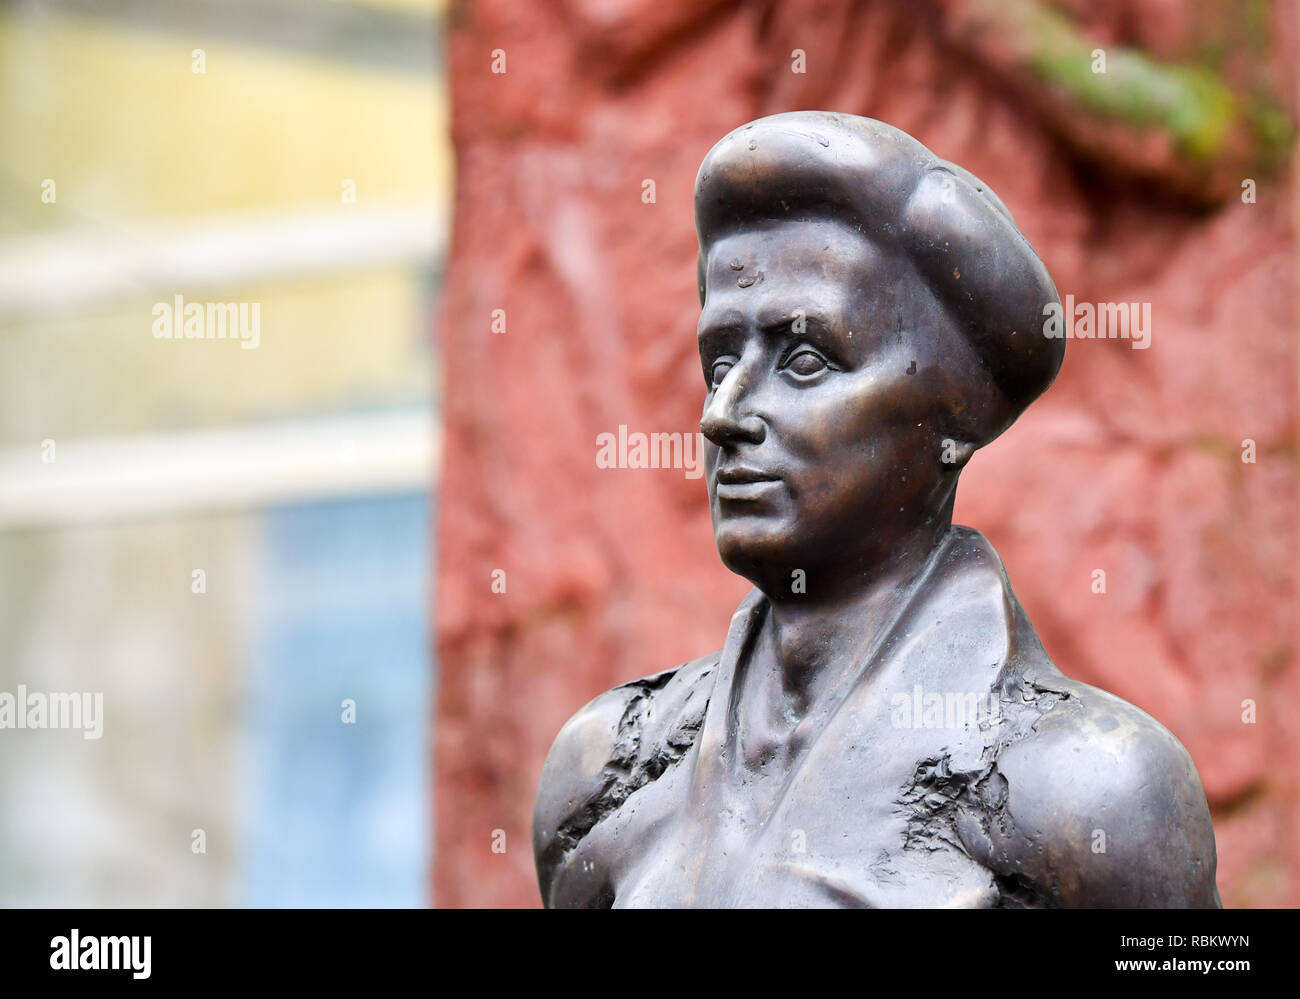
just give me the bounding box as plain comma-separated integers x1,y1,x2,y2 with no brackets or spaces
697,321,742,352
698,312,849,361
759,312,825,333
760,313,846,351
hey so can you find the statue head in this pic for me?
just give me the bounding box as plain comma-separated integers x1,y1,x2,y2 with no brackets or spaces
694,111,1063,594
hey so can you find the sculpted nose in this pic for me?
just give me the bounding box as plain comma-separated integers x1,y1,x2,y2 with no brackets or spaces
700,369,765,446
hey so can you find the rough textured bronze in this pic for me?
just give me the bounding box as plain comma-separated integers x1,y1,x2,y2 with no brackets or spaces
532,111,1221,908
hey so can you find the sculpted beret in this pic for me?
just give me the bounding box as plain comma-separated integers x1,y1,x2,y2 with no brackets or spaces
694,111,1064,437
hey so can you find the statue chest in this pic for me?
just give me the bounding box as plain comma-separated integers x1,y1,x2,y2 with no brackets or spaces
570,720,1003,908
551,580,1029,908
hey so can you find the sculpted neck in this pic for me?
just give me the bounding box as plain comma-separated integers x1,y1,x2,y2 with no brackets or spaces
756,512,954,712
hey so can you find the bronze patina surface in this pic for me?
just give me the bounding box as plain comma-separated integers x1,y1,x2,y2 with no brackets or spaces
532,111,1220,909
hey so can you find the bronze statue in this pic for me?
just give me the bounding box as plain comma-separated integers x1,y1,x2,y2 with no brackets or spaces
532,111,1220,908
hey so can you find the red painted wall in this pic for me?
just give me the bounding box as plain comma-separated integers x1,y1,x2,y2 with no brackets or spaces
434,0,1298,907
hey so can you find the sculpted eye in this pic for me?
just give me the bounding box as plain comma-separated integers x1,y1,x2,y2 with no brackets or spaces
783,348,829,378
709,358,734,388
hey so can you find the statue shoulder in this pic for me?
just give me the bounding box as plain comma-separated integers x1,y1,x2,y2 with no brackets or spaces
983,675,1220,907
531,653,719,905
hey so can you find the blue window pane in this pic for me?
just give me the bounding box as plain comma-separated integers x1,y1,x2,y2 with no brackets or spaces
240,492,432,907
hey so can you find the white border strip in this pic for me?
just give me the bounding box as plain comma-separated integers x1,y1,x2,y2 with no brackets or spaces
0,410,438,529
0,199,446,319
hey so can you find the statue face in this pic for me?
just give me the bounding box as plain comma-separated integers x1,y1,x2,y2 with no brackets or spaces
698,219,963,590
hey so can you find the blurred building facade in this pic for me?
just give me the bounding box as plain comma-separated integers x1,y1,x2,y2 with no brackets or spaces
0,0,449,906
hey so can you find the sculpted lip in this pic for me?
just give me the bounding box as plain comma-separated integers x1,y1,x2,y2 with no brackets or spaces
715,466,779,485
714,465,781,500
